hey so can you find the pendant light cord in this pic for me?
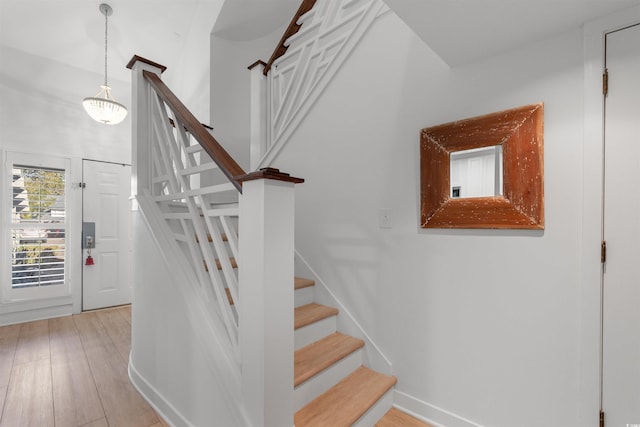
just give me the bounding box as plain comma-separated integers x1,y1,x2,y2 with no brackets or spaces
83,3,127,125
104,8,108,87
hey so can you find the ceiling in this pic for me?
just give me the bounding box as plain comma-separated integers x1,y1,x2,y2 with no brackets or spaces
1,0,639,87
0,0,297,85
212,0,300,41
384,0,640,66
0,0,198,83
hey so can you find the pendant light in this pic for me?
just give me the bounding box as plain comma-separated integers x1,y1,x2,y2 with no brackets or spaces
82,3,128,125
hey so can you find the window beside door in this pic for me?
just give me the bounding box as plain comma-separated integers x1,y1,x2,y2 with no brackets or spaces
3,153,71,302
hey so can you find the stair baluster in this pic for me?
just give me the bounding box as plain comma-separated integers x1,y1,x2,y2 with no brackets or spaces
129,55,303,427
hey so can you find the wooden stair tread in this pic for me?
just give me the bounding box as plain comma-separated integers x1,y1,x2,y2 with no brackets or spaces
295,303,338,330
195,233,229,243
375,408,435,427
294,366,397,427
204,257,238,272
206,276,313,305
295,276,315,290
294,332,364,387
215,257,237,269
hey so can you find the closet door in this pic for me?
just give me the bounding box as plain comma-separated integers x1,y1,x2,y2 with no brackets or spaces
602,23,640,426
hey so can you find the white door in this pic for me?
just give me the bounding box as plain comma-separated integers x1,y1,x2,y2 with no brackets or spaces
602,23,640,426
82,160,132,310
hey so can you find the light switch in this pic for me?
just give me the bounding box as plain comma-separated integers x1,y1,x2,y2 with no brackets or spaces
379,209,392,229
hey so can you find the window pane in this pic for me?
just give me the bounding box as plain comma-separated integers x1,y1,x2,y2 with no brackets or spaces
12,229,66,287
10,164,66,290
12,166,65,224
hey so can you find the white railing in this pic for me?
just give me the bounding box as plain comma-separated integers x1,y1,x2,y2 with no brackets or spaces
129,56,302,426
250,0,387,170
148,96,242,358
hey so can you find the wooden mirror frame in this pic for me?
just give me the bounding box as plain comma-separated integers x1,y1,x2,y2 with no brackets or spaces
420,103,544,229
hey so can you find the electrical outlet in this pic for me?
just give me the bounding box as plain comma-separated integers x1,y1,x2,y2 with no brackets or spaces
379,208,392,229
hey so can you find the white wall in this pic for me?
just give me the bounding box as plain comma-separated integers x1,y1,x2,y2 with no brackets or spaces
0,1,216,321
129,212,240,427
167,0,225,122
0,46,131,321
268,12,586,427
210,28,284,171
0,45,131,163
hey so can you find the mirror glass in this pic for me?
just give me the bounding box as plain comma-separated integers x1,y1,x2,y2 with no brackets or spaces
450,145,503,198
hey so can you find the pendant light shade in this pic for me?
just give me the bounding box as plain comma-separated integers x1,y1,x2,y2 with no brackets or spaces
83,85,128,124
83,3,127,125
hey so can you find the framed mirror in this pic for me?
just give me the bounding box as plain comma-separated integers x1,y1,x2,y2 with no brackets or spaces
420,103,544,229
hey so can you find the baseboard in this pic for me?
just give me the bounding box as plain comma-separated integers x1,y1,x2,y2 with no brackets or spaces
294,250,392,375
128,359,194,427
393,390,486,427
0,297,73,326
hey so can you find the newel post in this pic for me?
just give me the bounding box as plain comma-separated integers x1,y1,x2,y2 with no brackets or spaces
237,168,303,427
248,61,268,170
126,55,167,197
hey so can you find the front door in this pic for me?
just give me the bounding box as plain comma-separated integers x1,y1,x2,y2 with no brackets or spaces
602,23,640,426
82,160,132,310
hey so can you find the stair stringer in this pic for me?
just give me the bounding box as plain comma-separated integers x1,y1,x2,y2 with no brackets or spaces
131,192,249,427
294,249,392,376
257,0,391,169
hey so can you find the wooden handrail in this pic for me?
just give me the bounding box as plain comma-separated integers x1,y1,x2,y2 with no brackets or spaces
168,117,213,131
263,0,317,75
142,70,246,192
126,55,167,73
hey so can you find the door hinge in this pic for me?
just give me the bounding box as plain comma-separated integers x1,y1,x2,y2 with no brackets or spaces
601,241,607,263
599,410,605,427
603,68,609,96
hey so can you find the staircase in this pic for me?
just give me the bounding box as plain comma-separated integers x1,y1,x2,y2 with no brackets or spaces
199,238,428,424
293,277,397,426
190,223,417,425
195,225,426,425
126,0,441,418
249,0,389,169
296,275,428,426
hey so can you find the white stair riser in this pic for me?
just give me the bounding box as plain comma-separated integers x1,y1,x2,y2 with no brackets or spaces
353,387,394,427
294,286,314,308
295,316,337,350
294,348,363,411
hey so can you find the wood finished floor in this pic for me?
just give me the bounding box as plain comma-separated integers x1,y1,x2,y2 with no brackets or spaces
0,305,169,427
